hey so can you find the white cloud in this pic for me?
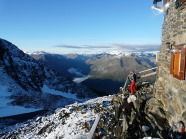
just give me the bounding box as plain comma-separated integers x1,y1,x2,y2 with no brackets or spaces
52,43,160,53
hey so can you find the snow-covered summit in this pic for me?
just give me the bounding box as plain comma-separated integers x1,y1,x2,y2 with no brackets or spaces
105,50,157,57
26,51,49,55
28,50,157,57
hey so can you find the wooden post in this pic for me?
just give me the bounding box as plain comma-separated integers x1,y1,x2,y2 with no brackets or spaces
137,67,157,74
87,115,100,139
123,76,128,91
140,72,157,79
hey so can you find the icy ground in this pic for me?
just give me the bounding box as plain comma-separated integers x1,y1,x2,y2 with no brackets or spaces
0,96,113,139
0,85,41,118
42,85,84,101
0,67,41,118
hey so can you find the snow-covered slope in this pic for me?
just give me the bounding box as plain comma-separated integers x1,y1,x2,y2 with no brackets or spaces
0,66,41,117
0,39,97,114
0,96,113,139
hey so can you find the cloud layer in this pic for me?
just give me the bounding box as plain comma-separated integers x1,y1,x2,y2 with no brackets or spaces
55,44,112,49
54,43,160,53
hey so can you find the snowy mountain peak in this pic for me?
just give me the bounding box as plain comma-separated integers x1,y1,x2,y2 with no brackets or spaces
105,50,157,57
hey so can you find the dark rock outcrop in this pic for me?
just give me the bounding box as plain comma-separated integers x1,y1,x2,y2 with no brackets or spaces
96,83,174,139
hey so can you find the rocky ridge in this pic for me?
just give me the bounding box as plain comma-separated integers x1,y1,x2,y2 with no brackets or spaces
94,82,172,139
0,39,97,110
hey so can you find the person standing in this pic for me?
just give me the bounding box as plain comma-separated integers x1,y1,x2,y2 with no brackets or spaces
128,70,137,94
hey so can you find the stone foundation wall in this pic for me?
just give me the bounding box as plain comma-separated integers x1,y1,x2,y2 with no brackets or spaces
155,0,186,125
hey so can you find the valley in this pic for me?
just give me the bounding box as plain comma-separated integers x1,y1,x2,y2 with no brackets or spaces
30,52,157,95
1,0,186,138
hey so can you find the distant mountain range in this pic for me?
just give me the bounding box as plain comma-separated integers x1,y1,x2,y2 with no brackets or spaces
29,52,91,78
29,51,157,94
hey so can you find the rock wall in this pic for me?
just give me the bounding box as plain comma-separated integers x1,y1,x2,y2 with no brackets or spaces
155,0,186,125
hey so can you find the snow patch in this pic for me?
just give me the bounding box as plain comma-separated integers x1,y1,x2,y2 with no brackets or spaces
42,85,83,101
0,85,41,118
68,68,90,83
73,75,91,83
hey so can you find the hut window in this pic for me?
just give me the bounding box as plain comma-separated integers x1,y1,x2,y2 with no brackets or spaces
170,46,186,80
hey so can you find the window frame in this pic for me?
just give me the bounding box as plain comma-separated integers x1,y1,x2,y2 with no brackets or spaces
170,45,186,80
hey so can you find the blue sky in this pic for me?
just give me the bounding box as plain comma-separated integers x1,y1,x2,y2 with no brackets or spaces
0,0,163,54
